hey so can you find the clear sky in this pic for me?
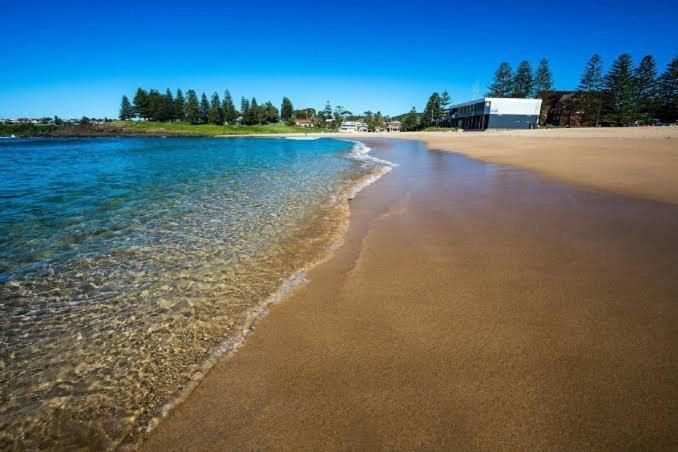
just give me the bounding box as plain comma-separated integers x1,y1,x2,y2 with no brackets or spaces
1,0,676,118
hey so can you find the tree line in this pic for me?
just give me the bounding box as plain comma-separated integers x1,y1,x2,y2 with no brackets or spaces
120,88,298,125
485,54,677,125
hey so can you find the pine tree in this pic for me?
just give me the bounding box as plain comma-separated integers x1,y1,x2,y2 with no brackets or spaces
146,89,162,121
185,90,200,124
158,89,175,122
577,54,605,126
119,95,134,120
208,92,223,125
421,92,442,128
240,97,250,124
174,89,186,121
604,54,637,126
322,101,332,121
133,88,149,120
439,91,452,125
656,56,677,123
199,92,210,124
634,55,658,121
513,61,534,98
402,107,418,131
534,58,554,96
222,90,237,124
248,97,260,124
486,62,514,97
281,97,294,122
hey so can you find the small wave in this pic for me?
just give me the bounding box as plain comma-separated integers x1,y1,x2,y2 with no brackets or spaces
343,140,398,168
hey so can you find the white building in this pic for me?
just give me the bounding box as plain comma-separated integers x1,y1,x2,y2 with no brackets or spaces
447,97,542,130
339,121,368,133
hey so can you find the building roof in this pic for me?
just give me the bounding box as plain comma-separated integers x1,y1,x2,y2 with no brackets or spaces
451,97,543,109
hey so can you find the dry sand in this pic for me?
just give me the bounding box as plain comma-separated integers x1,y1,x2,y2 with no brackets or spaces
145,136,678,450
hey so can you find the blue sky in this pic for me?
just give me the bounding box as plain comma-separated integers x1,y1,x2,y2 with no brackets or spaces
1,0,676,118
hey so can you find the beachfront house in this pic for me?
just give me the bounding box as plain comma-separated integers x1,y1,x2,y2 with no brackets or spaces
339,121,368,133
387,121,401,132
447,98,542,130
295,118,314,128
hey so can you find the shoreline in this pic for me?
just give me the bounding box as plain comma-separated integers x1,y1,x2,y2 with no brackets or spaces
241,127,678,205
144,138,678,449
7,127,677,206
139,141,394,445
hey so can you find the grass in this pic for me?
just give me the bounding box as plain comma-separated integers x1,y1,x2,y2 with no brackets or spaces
116,121,324,136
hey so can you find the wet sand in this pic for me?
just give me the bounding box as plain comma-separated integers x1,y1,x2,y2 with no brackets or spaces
145,139,678,450
226,127,678,204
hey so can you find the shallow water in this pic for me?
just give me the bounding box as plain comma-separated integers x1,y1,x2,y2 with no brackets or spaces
0,136,390,449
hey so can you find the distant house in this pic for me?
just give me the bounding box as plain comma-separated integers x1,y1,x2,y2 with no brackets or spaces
387,121,401,132
339,121,368,133
295,118,314,128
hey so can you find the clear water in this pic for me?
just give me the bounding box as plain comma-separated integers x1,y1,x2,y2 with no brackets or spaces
0,136,390,449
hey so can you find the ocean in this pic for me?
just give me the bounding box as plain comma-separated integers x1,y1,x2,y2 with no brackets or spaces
0,136,392,449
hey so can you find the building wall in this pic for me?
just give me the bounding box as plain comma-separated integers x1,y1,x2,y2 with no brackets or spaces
488,114,539,129
485,98,542,116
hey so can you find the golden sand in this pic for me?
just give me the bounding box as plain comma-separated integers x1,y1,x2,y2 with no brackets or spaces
145,136,678,450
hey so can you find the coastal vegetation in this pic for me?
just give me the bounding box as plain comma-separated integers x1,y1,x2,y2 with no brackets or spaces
0,120,322,137
5,54,675,136
484,54,677,126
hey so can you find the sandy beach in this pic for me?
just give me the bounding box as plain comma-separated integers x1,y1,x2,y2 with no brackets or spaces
223,127,678,204
145,131,678,450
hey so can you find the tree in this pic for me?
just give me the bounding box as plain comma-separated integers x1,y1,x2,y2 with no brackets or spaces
248,97,260,124
294,108,316,120
513,60,534,98
577,54,605,126
603,53,636,126
222,90,238,124
174,89,186,121
363,111,375,131
158,89,175,122
146,89,163,121
439,90,452,126
534,58,554,96
333,105,346,129
322,101,332,121
240,97,250,124
119,95,134,120
486,62,514,97
634,55,658,121
262,101,279,123
374,111,385,131
402,107,418,131
133,88,149,120
440,90,451,110
281,97,294,122
656,56,677,123
185,90,200,124
199,92,210,124
208,92,223,125
421,92,442,128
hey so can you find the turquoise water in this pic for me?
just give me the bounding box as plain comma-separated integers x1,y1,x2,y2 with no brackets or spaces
0,136,391,449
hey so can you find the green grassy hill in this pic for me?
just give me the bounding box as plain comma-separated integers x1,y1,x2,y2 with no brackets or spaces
1,121,324,137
